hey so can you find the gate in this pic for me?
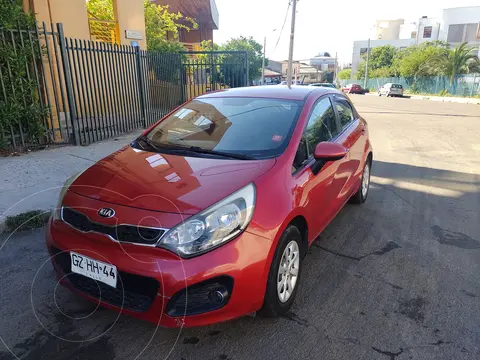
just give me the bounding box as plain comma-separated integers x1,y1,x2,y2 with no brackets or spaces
1,23,250,150
181,51,249,101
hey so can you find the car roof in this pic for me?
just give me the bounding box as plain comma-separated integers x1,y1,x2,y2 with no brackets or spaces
197,85,328,101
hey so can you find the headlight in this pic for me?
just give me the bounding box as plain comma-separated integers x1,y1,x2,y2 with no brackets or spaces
159,183,256,257
53,171,84,220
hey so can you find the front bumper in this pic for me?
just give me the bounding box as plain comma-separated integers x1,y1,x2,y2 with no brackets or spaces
45,197,273,328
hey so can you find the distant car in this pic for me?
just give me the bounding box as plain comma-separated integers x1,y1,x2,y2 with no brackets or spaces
279,81,304,86
378,83,403,97
342,84,364,94
309,83,336,89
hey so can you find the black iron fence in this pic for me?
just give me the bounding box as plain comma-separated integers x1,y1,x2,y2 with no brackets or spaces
1,22,249,151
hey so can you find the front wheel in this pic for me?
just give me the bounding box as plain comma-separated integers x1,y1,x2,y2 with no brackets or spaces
350,160,371,204
259,226,302,317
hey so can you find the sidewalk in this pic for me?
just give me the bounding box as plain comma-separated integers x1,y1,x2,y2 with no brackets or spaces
366,92,480,104
0,131,142,224
408,94,480,105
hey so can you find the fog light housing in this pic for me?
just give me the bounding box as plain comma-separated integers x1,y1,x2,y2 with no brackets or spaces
165,276,233,317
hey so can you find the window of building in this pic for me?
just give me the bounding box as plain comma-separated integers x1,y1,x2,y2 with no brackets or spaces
465,23,479,42
423,26,432,38
411,31,417,39
360,48,368,55
447,24,464,42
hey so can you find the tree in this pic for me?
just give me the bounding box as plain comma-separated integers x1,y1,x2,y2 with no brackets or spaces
143,0,197,52
338,69,351,80
87,0,198,52
86,0,114,20
220,36,264,84
429,42,479,85
367,45,398,70
1,0,46,149
395,41,449,78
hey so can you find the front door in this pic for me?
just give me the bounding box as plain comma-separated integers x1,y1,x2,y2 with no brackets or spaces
291,96,344,239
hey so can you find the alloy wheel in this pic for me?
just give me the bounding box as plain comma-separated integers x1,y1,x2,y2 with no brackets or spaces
277,240,300,303
362,163,370,198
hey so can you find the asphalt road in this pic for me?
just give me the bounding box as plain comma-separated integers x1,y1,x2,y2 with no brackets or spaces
1,96,479,360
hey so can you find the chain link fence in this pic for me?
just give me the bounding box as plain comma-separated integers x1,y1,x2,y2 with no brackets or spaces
341,75,480,97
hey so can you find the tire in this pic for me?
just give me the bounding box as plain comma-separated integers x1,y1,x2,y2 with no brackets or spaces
378,92,382,96
350,159,371,204
259,226,303,317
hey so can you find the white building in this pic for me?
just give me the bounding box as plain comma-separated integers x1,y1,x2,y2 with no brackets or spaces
374,19,404,40
301,56,336,71
440,7,480,45
351,6,480,77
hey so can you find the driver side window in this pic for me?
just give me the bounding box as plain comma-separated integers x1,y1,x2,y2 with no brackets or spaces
292,97,338,173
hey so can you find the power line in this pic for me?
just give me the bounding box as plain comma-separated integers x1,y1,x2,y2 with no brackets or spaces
269,1,291,58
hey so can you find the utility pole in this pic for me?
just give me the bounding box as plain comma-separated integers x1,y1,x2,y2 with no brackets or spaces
261,36,266,85
334,52,338,85
364,38,370,90
287,0,298,88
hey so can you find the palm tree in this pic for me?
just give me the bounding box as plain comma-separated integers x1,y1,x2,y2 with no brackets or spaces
429,42,479,91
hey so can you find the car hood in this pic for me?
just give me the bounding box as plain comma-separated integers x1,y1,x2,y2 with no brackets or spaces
69,146,276,215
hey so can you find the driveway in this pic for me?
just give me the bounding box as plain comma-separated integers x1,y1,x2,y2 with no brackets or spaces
1,96,479,360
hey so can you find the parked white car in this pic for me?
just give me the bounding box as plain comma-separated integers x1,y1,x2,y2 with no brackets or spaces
378,83,404,97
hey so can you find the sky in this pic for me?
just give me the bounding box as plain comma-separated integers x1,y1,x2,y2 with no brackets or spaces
213,0,480,65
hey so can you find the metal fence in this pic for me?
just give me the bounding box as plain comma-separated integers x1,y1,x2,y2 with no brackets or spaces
341,75,480,96
181,51,249,101
0,22,249,151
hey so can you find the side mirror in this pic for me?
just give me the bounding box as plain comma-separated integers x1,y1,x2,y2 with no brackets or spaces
311,142,348,175
314,142,348,161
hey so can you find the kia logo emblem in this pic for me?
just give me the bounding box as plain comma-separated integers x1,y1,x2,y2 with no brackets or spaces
98,208,115,218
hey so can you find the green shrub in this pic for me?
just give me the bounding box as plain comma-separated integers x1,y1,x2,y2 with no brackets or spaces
4,210,51,232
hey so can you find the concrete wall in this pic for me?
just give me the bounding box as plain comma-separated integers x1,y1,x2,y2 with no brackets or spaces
375,19,404,40
32,0,90,39
417,18,441,45
399,23,418,40
115,0,147,49
440,6,480,45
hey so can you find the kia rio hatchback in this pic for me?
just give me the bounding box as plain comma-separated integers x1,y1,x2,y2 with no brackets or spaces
46,86,373,328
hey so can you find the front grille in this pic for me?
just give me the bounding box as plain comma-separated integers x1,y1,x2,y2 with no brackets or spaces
52,247,159,312
62,207,166,246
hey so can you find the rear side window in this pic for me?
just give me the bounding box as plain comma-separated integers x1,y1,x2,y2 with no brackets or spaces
334,98,355,129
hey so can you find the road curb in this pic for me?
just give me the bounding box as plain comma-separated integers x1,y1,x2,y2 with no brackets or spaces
366,92,480,104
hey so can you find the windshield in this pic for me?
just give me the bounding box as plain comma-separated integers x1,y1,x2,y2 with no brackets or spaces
392,84,403,89
142,97,304,159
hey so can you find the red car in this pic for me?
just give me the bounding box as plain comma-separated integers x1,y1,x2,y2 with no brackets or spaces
342,83,364,94
46,86,373,328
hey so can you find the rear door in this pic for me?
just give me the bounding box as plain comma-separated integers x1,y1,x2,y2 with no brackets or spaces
330,94,366,205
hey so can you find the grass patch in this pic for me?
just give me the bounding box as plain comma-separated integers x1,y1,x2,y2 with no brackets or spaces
3,210,51,232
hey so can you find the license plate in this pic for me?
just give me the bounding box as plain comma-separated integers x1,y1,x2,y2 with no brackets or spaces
70,252,117,288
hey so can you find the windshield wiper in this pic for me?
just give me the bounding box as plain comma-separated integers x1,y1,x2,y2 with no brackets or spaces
136,136,255,160
136,135,162,152
185,147,256,160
